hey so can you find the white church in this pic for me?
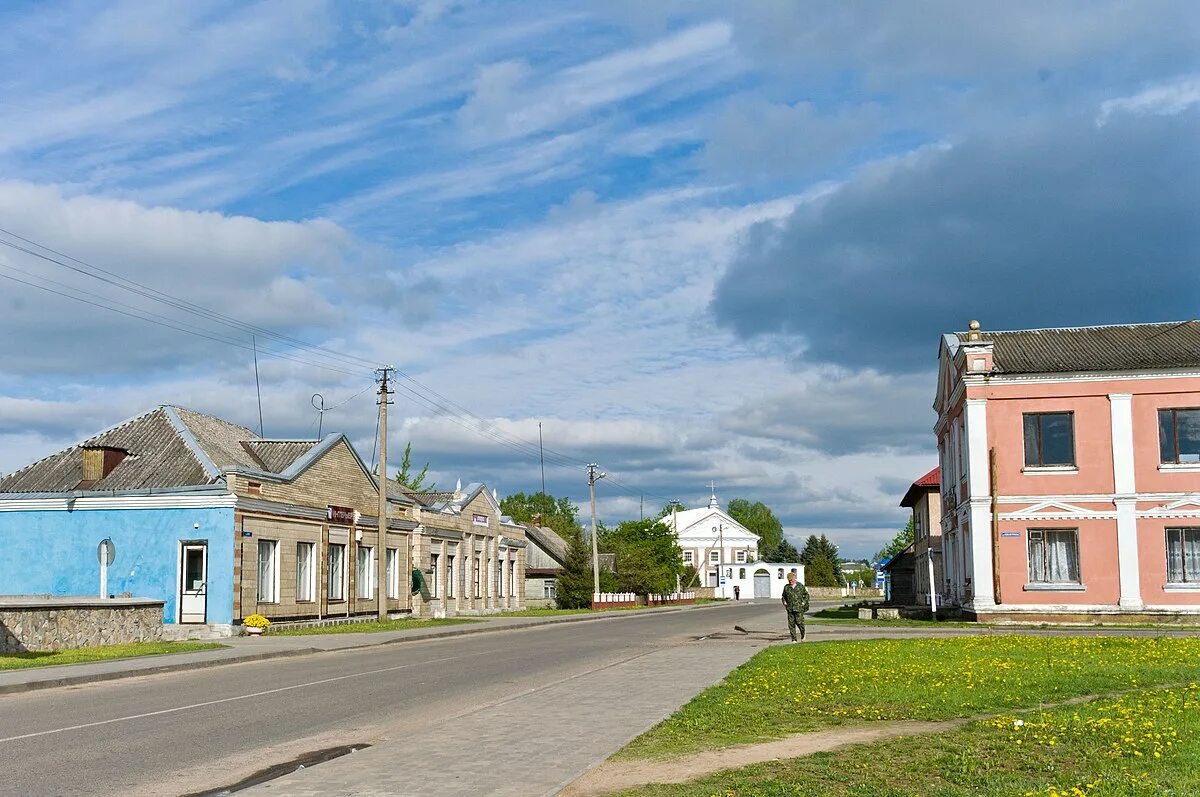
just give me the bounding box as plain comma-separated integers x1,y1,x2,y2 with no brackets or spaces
668,489,804,599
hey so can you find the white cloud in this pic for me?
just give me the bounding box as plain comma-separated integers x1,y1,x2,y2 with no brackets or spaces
1098,74,1200,125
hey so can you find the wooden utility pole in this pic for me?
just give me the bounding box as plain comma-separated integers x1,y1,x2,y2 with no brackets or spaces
587,463,605,598
376,367,393,621
989,447,1002,604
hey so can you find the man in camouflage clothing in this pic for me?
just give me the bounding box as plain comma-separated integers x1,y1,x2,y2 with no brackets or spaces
781,570,809,642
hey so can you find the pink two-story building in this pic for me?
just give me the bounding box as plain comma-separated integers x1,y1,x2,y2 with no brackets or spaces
935,320,1200,622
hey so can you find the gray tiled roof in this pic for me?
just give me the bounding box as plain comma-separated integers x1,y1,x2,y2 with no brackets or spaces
957,321,1200,374
0,405,322,494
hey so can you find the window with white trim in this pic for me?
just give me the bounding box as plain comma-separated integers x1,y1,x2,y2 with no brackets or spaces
1166,527,1200,584
1023,412,1075,467
682,550,693,564
709,550,719,564
429,552,440,598
543,580,556,599
1159,409,1200,464
295,542,315,602
474,555,482,598
735,550,746,563
357,545,375,599
257,540,278,603
1027,529,1081,584
328,543,346,601
386,547,400,599
446,554,455,598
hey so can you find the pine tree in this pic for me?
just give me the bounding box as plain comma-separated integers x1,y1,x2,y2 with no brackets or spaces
555,529,595,609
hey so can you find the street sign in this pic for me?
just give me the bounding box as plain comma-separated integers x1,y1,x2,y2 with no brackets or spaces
96,538,116,565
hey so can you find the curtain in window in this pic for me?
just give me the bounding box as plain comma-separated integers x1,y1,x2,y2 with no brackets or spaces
357,546,374,598
386,548,398,599
328,544,345,600
1167,528,1200,583
296,542,314,602
257,540,276,602
1029,530,1079,583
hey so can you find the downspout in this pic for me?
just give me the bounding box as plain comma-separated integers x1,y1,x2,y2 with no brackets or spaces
989,447,1002,604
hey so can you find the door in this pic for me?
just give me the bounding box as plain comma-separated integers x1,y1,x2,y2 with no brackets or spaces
753,569,771,599
179,542,208,623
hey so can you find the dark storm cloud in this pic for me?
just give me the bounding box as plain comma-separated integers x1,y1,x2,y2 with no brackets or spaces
711,110,1200,372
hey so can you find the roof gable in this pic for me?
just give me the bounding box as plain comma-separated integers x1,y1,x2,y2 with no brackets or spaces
670,507,760,541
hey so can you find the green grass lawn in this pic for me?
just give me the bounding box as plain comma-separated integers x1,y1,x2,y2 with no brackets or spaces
269,617,478,636
0,641,223,671
619,635,1200,760
613,683,1200,796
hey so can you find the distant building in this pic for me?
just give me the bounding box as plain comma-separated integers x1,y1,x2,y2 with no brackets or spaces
720,561,805,600
900,467,942,607
522,524,568,606
935,320,1200,622
668,488,760,590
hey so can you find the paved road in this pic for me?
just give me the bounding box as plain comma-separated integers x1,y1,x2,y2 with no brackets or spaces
0,601,791,797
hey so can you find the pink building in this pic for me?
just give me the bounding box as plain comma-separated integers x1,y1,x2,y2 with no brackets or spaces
935,320,1200,622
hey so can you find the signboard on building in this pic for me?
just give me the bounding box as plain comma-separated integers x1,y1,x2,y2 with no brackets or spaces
1001,531,1021,538
472,514,489,526
328,505,357,525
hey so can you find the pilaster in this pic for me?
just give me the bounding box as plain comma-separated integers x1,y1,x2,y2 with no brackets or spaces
964,398,995,609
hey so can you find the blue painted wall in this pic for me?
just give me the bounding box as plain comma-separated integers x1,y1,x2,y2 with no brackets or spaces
0,506,234,623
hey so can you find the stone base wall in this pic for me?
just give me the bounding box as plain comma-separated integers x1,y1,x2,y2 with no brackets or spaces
0,597,164,652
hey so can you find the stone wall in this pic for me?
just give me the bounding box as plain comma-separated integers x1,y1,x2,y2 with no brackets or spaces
0,597,164,652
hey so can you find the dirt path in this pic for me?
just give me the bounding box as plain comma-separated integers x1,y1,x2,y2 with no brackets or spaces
559,719,966,796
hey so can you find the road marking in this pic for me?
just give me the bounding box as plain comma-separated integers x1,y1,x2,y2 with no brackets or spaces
0,651,489,745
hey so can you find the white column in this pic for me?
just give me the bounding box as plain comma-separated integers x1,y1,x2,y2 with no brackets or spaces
1109,393,1142,609
965,398,995,609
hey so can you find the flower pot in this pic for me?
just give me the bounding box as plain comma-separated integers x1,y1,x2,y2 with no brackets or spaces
245,626,264,636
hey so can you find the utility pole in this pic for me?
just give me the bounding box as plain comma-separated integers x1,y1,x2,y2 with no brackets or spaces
376,367,393,622
670,499,682,593
587,463,606,598
538,422,545,495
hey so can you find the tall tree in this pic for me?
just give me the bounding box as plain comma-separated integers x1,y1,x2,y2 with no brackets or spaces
554,529,595,609
599,518,684,595
500,491,582,538
805,556,839,587
726,498,784,554
876,518,916,563
394,441,434,492
763,538,801,562
800,534,844,586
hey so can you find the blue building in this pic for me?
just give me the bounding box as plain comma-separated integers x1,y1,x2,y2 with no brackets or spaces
0,405,399,634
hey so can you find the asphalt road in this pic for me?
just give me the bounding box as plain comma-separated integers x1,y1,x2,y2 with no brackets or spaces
0,601,788,797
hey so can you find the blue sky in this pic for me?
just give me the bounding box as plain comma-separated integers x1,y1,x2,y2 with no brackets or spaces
1,1,1197,558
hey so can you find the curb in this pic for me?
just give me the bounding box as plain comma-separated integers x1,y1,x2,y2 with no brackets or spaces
0,601,744,696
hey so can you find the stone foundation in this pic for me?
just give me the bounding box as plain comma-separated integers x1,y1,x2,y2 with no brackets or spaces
0,596,164,652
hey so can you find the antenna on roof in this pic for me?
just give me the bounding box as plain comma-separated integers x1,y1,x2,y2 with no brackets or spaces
252,335,265,437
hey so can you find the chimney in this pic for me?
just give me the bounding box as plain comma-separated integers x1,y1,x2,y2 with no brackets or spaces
966,319,983,342
82,446,128,482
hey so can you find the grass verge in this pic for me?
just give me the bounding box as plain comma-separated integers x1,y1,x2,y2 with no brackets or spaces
269,617,478,636
612,683,1200,796
619,635,1200,760
0,641,223,671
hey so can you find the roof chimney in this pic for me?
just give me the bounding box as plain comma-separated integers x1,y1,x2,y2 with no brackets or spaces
966,319,983,341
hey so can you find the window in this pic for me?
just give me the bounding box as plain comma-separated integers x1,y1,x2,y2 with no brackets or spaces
1023,412,1075,467
257,540,278,603
474,556,482,598
739,567,746,579
357,546,375,599
247,481,263,495
682,550,694,564
296,542,315,602
1028,529,1081,584
709,550,719,564
1166,528,1200,584
735,550,746,563
497,558,506,597
777,568,784,579
328,543,346,601
386,548,400,599
544,580,556,599
446,554,455,598
429,552,440,598
1159,409,1200,464
510,560,516,598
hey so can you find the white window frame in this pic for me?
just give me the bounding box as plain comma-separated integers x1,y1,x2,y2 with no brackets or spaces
1026,528,1082,587
296,541,316,603
446,554,456,598
735,550,746,563
429,552,440,598
544,579,556,599
386,547,400,599
709,550,719,564
357,545,376,599
1166,527,1200,585
474,555,482,598
257,539,279,603
328,543,346,601
682,550,694,564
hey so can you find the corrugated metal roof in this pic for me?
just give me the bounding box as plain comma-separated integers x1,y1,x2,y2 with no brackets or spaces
899,466,940,508
956,321,1200,374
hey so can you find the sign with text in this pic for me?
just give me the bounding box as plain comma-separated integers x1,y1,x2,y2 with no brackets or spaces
328,505,357,525
472,513,489,526
1001,531,1021,538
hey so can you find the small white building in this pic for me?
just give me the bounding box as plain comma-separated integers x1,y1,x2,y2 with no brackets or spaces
719,561,806,600
669,489,762,590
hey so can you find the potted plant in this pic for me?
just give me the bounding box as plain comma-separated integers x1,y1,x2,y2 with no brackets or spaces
243,614,270,636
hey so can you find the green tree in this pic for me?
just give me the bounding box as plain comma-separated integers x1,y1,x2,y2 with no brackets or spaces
804,556,839,587
876,518,916,563
600,518,684,595
763,538,801,562
727,498,784,555
500,491,582,539
394,441,435,492
555,529,595,609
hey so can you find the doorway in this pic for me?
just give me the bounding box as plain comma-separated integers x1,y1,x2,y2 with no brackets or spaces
753,569,771,599
179,542,208,623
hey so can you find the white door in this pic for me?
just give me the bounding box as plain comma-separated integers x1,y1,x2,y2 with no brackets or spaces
180,543,208,623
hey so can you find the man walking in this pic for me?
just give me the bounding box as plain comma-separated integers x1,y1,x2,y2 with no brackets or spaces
782,570,809,642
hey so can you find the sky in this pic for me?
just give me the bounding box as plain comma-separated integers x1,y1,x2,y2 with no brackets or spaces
0,1,1197,559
